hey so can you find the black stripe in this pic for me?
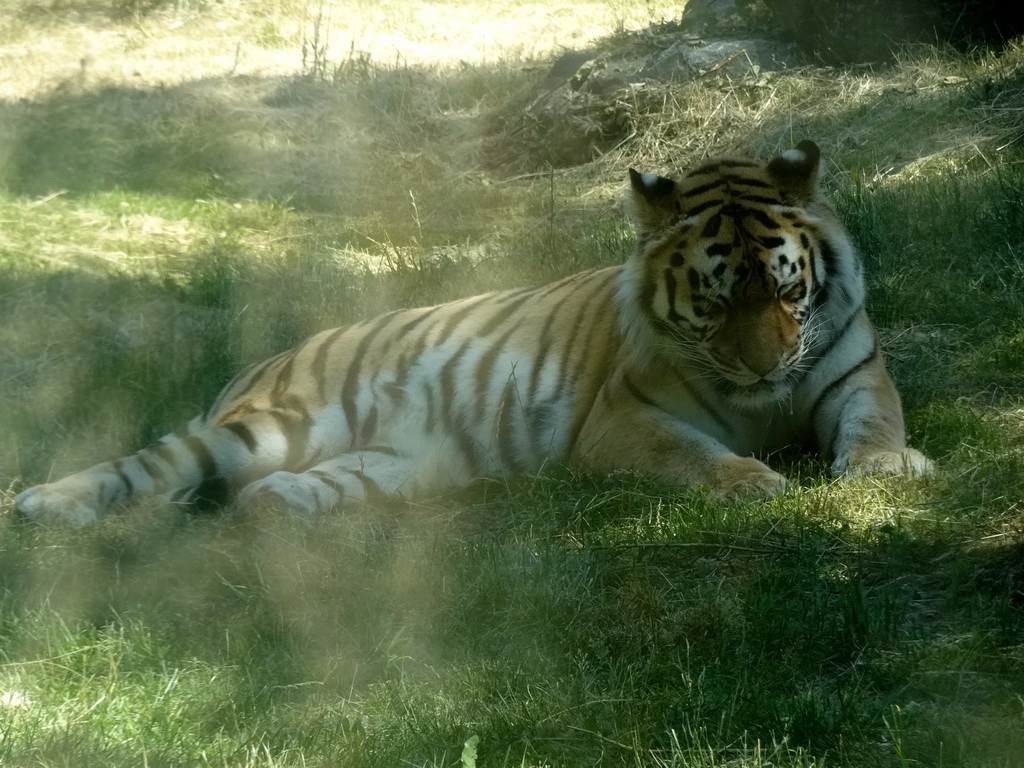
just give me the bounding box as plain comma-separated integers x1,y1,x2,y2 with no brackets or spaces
685,199,722,217
394,333,430,386
310,470,347,497
312,327,347,402
201,364,247,423
340,311,402,433
136,452,166,484
530,271,585,301
359,406,379,445
477,291,532,337
527,313,558,402
398,304,444,336
673,371,733,436
809,346,879,423
424,381,436,432
527,274,605,404
113,459,135,496
811,276,829,308
491,285,536,307
440,339,473,422
383,382,407,407
818,238,839,278
224,421,258,452
789,306,864,391
170,487,193,503
826,386,868,456
353,470,388,505
97,479,116,508
496,378,523,473
743,207,780,229
271,348,300,400
551,271,618,402
562,277,620,453
474,324,521,422
701,213,722,238
214,350,291,416
739,194,783,206
435,295,493,347
683,179,726,198
526,401,555,458
440,339,485,474
270,405,313,471
728,175,772,189
153,441,178,468
204,359,259,421
278,392,311,414
654,315,705,345
623,374,656,407
664,268,684,324
183,435,217,478
812,303,864,359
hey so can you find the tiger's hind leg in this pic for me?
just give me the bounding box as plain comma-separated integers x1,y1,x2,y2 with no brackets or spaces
235,449,427,516
14,410,318,526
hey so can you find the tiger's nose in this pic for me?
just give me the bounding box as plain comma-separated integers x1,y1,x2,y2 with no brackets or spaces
739,352,780,378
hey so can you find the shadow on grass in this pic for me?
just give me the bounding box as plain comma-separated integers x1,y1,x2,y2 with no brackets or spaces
0,62,537,234
0,470,1021,766
2,37,1022,206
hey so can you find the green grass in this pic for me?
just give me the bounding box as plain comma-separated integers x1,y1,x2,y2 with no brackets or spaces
2,3,1024,766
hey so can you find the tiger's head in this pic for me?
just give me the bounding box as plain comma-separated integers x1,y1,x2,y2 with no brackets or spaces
621,141,860,410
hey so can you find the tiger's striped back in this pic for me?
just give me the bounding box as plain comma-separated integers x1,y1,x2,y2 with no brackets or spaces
205,267,622,495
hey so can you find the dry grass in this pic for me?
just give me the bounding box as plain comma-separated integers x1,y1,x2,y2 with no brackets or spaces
0,0,687,99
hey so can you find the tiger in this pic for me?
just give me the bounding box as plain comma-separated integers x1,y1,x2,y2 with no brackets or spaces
14,141,931,526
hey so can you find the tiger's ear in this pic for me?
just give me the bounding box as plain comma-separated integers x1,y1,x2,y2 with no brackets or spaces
767,140,821,205
627,168,679,234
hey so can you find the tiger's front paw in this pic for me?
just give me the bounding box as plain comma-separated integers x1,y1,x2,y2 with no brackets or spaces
715,456,788,500
237,471,339,516
836,448,933,477
15,485,100,527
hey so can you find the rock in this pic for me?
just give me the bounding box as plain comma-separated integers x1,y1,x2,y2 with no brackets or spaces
640,37,801,80
488,2,803,171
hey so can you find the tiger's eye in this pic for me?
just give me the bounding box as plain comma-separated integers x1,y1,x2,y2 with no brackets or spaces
778,283,805,303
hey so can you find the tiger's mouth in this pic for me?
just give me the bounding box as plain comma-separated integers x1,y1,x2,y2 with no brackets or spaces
716,376,794,410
